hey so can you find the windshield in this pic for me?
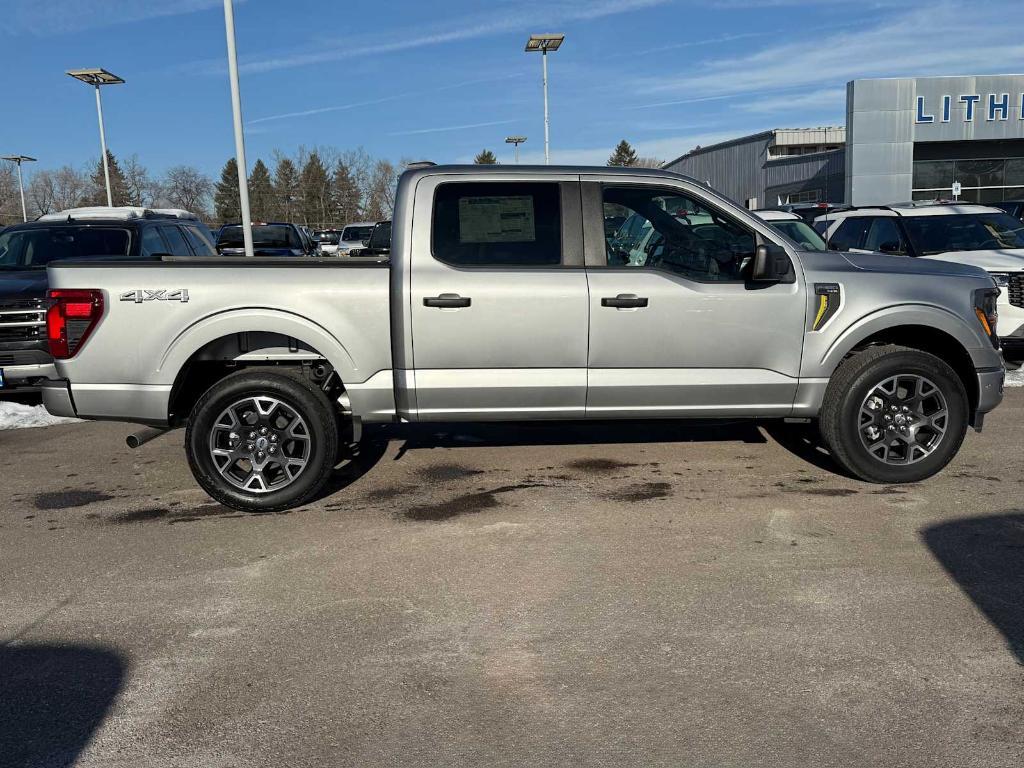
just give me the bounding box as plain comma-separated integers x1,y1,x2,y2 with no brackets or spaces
217,225,300,249
769,220,827,251
342,225,374,242
368,222,391,250
0,227,130,268
900,212,1024,255
316,232,340,244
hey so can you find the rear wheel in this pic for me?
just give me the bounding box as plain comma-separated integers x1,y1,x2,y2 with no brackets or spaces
820,345,969,483
185,369,338,512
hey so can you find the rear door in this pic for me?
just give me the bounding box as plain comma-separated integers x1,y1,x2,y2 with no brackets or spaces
407,175,588,420
582,178,806,417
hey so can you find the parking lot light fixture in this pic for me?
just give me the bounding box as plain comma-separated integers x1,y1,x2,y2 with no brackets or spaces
1,155,37,222
67,68,124,207
524,34,564,165
222,0,255,258
505,136,527,164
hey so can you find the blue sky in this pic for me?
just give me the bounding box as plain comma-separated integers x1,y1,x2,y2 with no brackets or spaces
4,0,1024,177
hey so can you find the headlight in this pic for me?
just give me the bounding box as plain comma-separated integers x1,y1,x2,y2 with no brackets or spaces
991,273,1010,288
974,287,1000,348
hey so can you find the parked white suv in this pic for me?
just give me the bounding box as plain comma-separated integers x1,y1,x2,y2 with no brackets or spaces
816,203,1024,363
337,222,377,257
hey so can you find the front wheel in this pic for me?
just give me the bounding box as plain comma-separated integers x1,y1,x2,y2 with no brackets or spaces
819,345,969,484
185,369,338,512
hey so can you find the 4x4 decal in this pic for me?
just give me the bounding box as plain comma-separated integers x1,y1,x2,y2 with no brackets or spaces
119,289,190,304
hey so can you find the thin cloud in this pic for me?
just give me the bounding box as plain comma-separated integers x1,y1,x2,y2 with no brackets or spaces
740,87,845,114
248,74,525,125
189,0,673,76
640,2,1024,98
390,119,518,137
2,0,235,36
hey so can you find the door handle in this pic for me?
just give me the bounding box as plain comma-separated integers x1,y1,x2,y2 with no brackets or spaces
424,293,471,308
601,294,648,308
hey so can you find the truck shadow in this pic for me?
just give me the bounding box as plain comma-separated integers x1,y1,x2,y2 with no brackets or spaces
921,513,1024,665
0,643,126,765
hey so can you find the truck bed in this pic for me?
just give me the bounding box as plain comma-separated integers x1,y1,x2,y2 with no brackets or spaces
46,259,393,424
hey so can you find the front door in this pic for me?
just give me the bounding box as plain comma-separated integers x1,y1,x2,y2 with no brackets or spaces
584,180,806,417
409,177,589,420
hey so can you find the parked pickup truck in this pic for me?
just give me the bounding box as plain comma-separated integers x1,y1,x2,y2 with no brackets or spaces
42,165,1005,512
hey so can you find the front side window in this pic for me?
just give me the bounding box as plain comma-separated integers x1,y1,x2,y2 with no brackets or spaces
602,186,755,281
141,227,168,257
217,225,301,249
864,217,907,254
432,182,561,266
900,212,1024,255
182,225,216,256
159,225,193,256
828,217,871,251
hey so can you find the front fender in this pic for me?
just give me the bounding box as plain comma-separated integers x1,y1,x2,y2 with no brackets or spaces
805,303,995,378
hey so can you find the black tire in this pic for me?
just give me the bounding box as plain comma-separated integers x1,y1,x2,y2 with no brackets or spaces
185,369,338,512
819,345,969,484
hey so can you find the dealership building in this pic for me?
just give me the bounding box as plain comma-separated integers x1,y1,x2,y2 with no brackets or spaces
664,74,1024,208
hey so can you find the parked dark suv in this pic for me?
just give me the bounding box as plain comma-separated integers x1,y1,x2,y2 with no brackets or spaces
215,222,319,257
0,206,214,392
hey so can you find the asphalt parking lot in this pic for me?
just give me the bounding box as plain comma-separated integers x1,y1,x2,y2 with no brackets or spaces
1,393,1022,767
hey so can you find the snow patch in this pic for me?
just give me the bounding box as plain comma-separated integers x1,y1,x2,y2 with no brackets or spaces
0,402,80,430
1006,368,1024,387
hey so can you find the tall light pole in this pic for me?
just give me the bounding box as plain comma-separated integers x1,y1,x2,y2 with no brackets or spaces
67,68,123,207
505,136,527,164
222,0,254,258
525,34,564,165
1,155,36,222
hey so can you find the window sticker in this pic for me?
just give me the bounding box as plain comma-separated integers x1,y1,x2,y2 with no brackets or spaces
458,195,536,243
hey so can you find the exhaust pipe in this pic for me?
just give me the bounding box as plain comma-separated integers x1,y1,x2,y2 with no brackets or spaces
126,427,169,449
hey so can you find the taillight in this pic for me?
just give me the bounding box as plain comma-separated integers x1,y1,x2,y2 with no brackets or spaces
47,289,104,359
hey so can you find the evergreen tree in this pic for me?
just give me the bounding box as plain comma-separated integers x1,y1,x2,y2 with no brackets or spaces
273,157,300,222
89,149,129,205
249,159,274,222
299,152,331,226
607,140,639,167
333,160,361,224
214,158,241,223
474,149,498,164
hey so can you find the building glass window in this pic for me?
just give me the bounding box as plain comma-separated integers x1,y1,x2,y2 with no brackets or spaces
913,156,1024,202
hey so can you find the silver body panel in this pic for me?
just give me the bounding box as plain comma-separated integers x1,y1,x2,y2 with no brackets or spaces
46,165,1004,428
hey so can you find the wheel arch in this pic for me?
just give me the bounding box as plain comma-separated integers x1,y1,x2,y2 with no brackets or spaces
162,310,357,425
841,325,979,417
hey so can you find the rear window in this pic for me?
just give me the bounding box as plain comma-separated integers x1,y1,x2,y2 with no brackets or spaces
0,226,130,267
431,182,561,266
217,225,300,249
317,232,341,244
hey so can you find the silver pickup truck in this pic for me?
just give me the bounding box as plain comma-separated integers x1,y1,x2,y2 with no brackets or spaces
42,165,1005,511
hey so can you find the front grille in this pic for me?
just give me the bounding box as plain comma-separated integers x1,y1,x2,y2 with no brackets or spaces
1008,273,1024,308
0,298,47,344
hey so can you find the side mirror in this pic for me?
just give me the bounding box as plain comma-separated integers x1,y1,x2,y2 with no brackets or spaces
750,243,791,282
879,241,901,254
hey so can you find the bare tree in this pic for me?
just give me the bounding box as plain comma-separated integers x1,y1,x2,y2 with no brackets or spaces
122,154,158,207
28,166,90,216
0,165,21,224
635,157,665,169
363,159,401,221
160,166,213,215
